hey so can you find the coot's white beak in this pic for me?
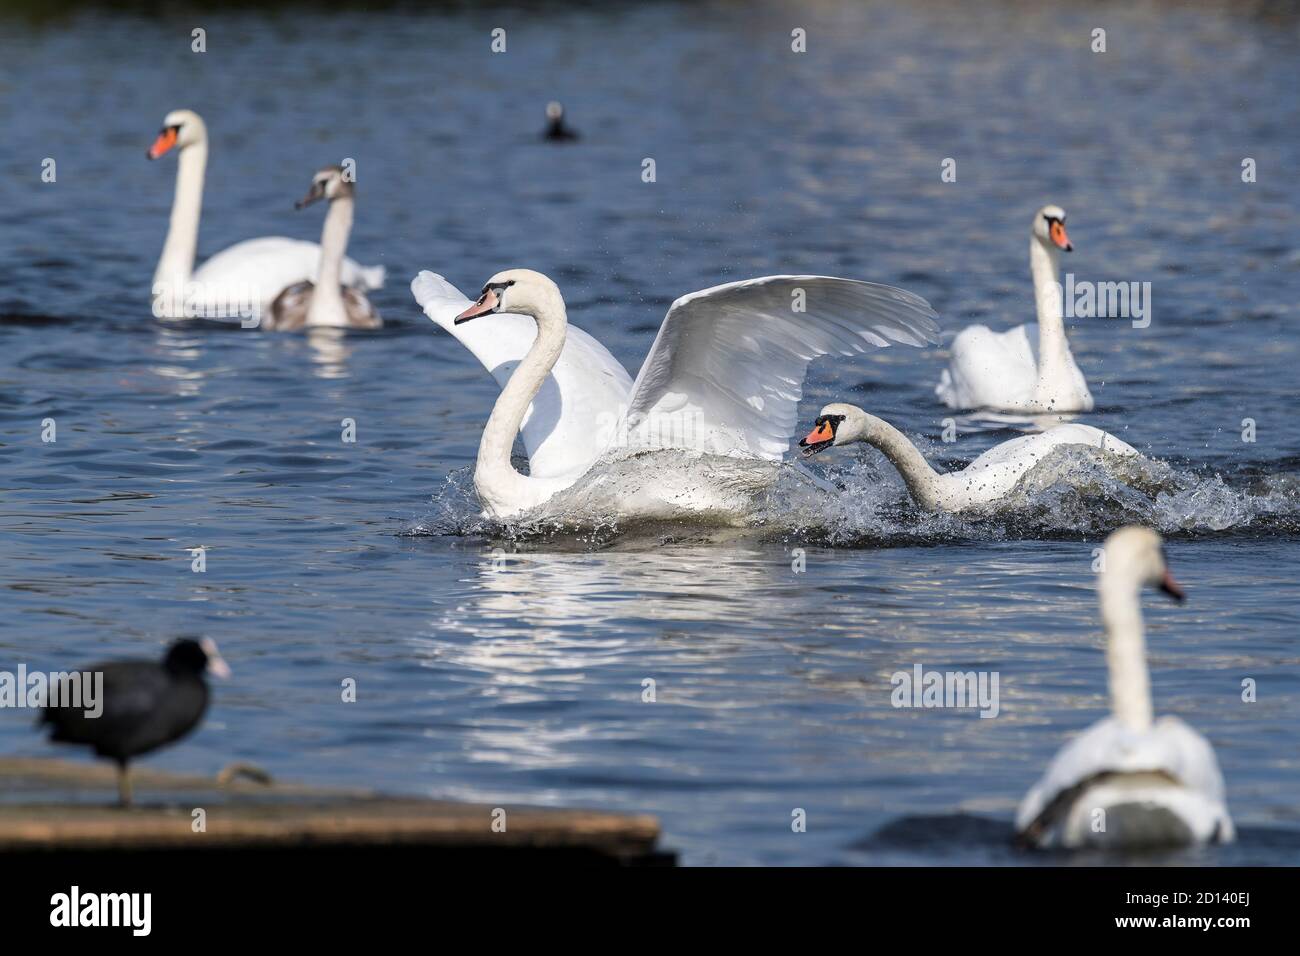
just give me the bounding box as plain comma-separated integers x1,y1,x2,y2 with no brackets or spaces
200,637,232,679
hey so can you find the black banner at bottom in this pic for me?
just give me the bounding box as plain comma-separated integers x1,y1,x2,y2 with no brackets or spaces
2,848,1282,940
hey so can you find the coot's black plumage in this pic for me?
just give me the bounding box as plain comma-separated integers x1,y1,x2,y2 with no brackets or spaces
40,638,230,806
542,100,579,142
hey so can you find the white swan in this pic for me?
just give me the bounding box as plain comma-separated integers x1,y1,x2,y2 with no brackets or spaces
413,269,939,520
148,110,384,320
1016,527,1234,849
264,167,380,331
413,272,632,481
798,403,1138,511
935,205,1093,413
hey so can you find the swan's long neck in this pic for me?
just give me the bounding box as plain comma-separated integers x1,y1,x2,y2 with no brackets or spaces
861,418,947,511
154,142,207,294
306,195,352,326
1099,572,1154,732
1029,239,1072,399
475,293,567,516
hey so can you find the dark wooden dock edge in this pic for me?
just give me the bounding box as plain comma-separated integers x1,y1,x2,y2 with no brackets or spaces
0,757,674,866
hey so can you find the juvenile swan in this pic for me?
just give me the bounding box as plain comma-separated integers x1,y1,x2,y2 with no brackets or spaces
798,403,1137,511
934,204,1092,413
265,166,381,331
1015,527,1234,850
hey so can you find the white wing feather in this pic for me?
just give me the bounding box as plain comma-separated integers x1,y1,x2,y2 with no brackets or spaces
622,276,940,461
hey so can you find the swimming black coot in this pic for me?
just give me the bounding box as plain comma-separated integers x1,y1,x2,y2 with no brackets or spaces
542,101,579,142
40,638,231,806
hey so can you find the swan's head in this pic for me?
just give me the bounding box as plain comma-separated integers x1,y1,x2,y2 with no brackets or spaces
1101,526,1185,602
546,101,565,122
295,165,353,209
798,403,876,457
455,269,561,324
147,109,207,160
1033,204,1072,252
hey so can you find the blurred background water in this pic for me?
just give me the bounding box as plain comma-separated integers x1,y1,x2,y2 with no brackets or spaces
1,0,1298,864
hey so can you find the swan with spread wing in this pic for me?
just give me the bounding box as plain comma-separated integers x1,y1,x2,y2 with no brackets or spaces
413,269,940,520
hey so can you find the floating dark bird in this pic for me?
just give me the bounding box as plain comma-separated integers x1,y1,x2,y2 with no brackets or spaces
542,100,579,142
40,638,230,807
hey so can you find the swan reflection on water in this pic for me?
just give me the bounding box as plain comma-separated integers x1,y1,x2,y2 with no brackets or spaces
305,326,353,380
438,539,791,641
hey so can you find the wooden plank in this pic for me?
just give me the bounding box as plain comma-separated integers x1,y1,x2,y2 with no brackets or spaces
0,757,671,865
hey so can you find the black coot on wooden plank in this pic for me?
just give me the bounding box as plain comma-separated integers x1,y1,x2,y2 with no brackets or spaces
39,638,231,807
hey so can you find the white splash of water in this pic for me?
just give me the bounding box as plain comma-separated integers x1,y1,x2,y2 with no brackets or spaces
409,445,1300,546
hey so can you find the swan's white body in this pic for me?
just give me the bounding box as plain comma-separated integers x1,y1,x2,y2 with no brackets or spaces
1016,716,1234,848
1016,527,1234,849
413,270,939,520
188,238,383,315
149,110,384,320
936,205,1093,413
929,424,1137,509
801,405,1138,512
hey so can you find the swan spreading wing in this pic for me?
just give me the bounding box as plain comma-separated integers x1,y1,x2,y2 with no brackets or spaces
620,276,940,460
412,272,633,479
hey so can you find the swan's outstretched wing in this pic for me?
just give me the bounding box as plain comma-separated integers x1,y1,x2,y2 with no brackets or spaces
412,272,633,479
621,276,939,460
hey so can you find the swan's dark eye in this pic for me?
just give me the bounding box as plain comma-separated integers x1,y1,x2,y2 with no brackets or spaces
813,414,845,436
